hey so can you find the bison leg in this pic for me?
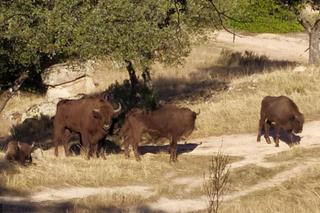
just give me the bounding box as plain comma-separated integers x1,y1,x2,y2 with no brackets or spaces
263,122,272,144
123,139,130,158
133,143,141,161
62,129,72,157
257,117,265,142
169,138,178,162
274,126,280,147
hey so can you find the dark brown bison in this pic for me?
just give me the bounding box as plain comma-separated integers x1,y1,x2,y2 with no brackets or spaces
257,95,304,147
120,104,198,162
4,141,34,165
53,96,121,159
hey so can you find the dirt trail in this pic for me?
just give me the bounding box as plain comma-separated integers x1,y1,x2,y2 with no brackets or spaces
213,31,308,63
188,120,320,168
146,121,320,212
148,162,315,212
0,185,153,203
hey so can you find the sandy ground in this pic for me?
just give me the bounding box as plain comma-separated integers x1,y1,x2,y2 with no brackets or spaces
213,31,309,63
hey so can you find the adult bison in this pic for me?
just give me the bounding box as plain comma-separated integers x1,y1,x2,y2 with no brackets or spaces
53,96,121,159
120,104,198,162
257,95,304,147
5,141,34,165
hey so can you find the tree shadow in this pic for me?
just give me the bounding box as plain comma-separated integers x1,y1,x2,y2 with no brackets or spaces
153,77,228,102
153,50,297,102
138,143,199,156
9,114,53,149
0,200,166,213
198,50,298,80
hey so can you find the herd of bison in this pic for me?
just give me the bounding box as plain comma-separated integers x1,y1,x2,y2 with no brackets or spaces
2,94,304,165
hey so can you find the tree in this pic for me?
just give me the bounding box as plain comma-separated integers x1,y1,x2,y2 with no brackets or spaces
0,0,232,113
277,0,320,65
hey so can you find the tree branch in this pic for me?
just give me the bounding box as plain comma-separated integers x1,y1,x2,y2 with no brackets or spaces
207,0,243,38
0,71,29,114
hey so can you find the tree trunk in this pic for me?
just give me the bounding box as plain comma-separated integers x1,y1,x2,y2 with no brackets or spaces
0,72,29,114
309,19,320,65
124,60,139,101
142,67,153,89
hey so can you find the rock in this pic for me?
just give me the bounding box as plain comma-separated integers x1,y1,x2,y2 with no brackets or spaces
41,60,95,86
41,60,98,102
45,76,96,101
21,102,56,121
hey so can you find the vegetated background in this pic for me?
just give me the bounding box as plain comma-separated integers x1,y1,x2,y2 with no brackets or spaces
226,0,303,33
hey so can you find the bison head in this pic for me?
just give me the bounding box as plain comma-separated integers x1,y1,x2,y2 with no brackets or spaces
291,113,304,134
92,103,121,132
17,142,34,165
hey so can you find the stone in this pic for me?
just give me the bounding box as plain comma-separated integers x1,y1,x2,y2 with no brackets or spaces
41,60,95,86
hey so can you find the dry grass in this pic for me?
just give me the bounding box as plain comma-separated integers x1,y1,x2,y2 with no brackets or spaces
229,163,294,192
0,150,240,194
265,146,320,162
187,66,320,138
220,164,320,213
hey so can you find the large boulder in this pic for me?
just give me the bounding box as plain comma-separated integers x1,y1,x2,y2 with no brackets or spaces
41,60,97,101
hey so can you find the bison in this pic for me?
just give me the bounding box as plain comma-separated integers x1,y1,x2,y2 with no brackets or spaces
53,96,121,159
120,104,198,162
257,95,304,147
4,141,34,165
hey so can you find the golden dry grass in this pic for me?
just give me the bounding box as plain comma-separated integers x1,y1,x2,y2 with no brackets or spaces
0,150,239,194
265,146,320,162
220,164,320,213
187,66,320,138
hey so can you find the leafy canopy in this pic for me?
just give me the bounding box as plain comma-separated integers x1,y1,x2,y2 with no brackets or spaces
0,0,224,89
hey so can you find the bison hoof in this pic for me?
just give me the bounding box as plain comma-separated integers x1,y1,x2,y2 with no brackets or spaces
275,144,279,147
135,157,141,162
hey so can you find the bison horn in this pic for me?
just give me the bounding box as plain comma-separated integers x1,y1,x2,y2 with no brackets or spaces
196,109,201,116
114,103,122,113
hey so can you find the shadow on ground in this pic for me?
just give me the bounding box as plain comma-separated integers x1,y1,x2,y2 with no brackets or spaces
259,124,301,147
199,50,298,79
138,143,199,155
0,201,166,213
154,50,297,102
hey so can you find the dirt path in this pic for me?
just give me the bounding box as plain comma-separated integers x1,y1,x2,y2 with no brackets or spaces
0,185,153,203
213,31,308,63
148,162,315,212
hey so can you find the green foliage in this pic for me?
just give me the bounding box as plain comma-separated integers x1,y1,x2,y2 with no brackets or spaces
226,0,304,33
105,80,158,112
0,0,221,91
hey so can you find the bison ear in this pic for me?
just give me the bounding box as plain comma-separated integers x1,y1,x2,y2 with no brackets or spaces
92,109,102,119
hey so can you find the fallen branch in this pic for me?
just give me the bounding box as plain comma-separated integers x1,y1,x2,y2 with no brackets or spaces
0,71,29,114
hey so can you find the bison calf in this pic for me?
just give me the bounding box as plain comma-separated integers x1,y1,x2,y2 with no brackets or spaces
257,95,304,147
5,141,34,165
120,105,198,162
